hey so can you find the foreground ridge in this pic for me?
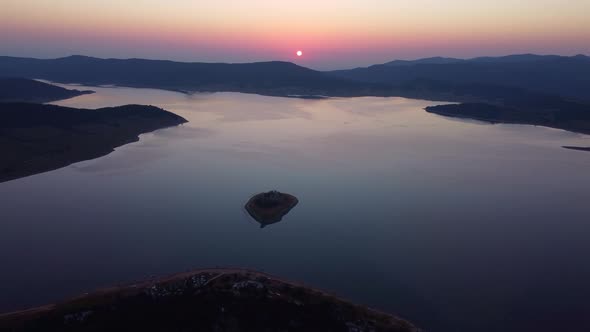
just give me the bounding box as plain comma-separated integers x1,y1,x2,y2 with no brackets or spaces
0,268,420,332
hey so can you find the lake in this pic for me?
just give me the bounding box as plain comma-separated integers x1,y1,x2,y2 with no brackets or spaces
1,85,589,332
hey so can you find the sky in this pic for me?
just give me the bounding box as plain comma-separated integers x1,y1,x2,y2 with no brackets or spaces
1,0,589,70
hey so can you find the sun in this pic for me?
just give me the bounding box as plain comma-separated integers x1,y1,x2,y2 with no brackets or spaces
296,50,303,57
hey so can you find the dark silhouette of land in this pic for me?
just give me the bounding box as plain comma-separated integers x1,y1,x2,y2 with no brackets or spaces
2,54,589,135
384,56,464,67
0,55,373,97
2,54,588,101
563,145,590,152
331,54,590,134
425,101,590,135
0,78,93,103
562,146,590,152
0,269,419,332
0,103,187,183
245,191,299,227
329,54,590,101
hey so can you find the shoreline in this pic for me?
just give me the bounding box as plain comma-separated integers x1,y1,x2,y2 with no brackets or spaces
425,103,590,136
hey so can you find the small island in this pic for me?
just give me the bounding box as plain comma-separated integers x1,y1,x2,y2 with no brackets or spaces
245,190,299,227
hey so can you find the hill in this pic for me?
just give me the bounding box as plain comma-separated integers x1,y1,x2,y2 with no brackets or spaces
329,54,590,101
0,103,187,183
3,54,588,102
0,55,370,97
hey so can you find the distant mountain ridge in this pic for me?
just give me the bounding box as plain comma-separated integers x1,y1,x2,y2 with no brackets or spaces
1,54,588,101
383,54,588,66
2,54,589,134
329,54,590,101
0,55,368,97
384,57,463,66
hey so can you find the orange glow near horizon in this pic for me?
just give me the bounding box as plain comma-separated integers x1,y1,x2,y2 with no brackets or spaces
1,0,589,69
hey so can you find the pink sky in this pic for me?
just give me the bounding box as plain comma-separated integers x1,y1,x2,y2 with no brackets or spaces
1,0,589,69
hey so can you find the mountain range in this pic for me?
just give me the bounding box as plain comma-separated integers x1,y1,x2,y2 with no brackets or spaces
329,54,590,101
0,55,367,97
1,54,589,102
1,54,589,136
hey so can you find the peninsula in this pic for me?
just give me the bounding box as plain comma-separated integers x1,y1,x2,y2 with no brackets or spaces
0,269,420,332
425,102,590,135
563,146,590,152
0,78,93,103
0,103,187,183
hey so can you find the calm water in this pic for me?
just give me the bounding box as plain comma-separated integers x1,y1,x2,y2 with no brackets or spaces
1,85,590,332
